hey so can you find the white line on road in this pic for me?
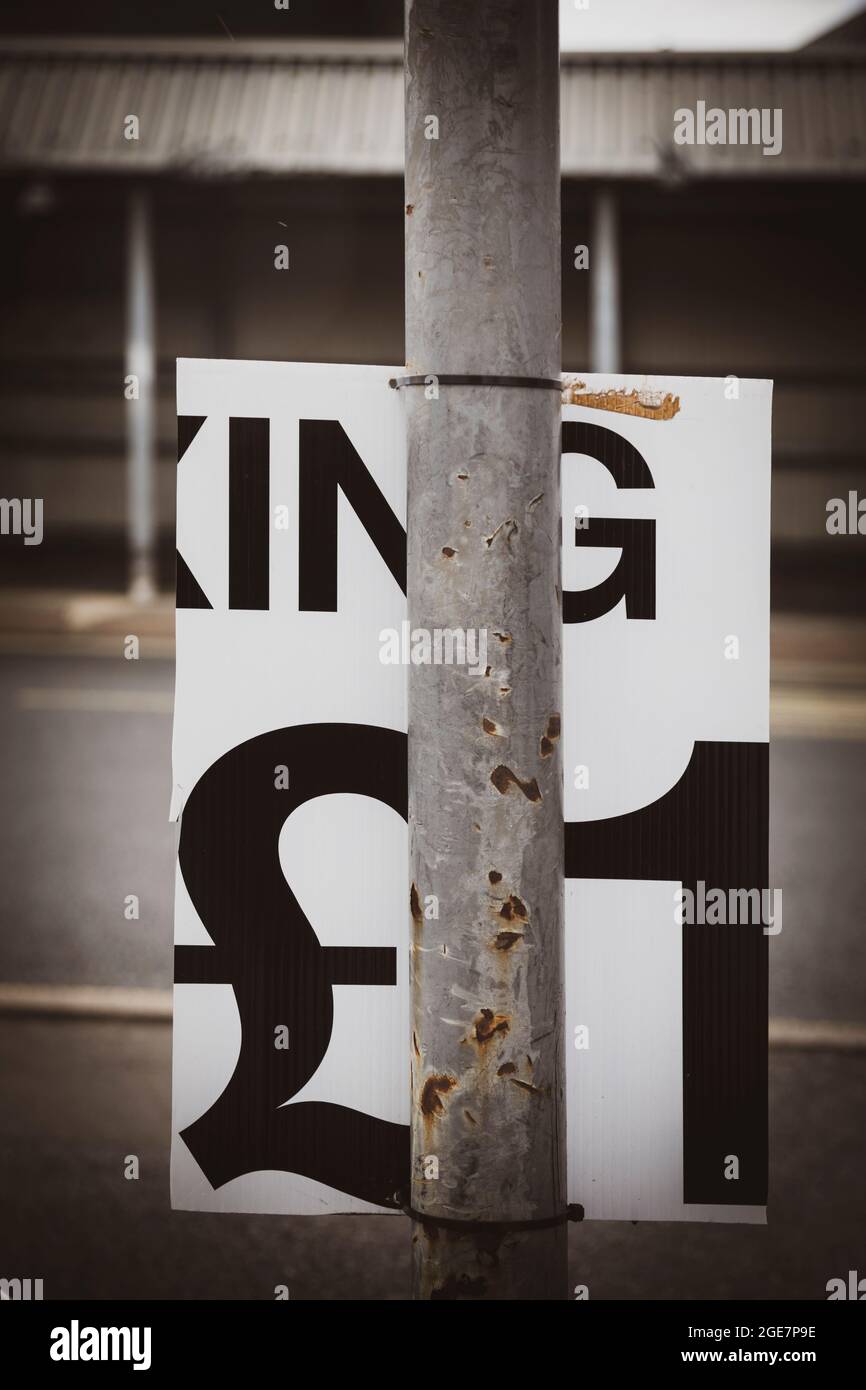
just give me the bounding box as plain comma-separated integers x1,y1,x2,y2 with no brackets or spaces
1,984,865,1050
0,634,176,659
771,687,866,741
17,687,174,714
14,686,866,736
0,983,172,1021
769,1016,866,1052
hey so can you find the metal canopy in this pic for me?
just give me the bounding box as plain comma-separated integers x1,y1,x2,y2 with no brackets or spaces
0,39,863,179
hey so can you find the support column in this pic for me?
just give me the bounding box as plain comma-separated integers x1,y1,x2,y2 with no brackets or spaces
125,186,157,601
590,185,621,374
405,0,566,1300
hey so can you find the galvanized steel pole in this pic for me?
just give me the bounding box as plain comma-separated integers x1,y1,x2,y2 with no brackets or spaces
405,0,566,1299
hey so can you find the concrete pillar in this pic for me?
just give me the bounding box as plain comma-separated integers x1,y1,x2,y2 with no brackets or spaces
590,185,621,374
125,186,157,601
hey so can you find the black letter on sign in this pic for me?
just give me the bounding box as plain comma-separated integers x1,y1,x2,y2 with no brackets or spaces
229,417,269,610
175,722,409,1208
299,419,406,612
176,415,212,609
562,419,656,624
565,740,768,1206
566,516,656,622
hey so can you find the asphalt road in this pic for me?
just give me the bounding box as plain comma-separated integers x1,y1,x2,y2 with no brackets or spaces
0,652,863,1024
0,1016,862,1300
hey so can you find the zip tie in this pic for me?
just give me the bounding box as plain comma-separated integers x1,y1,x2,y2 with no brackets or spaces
396,1192,584,1231
389,373,563,392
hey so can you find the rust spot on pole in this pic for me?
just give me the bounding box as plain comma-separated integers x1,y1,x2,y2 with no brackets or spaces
490,765,542,802
474,1008,510,1044
413,1031,422,1061
464,1109,477,1125
442,546,456,558
482,716,504,736
488,869,502,884
494,930,523,951
540,712,561,758
498,894,527,921
497,1062,517,1076
420,1073,457,1117
410,883,423,924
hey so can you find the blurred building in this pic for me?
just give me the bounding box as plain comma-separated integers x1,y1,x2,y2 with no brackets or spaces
0,30,864,607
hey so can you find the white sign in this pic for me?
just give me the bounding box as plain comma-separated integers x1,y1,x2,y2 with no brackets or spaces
171,362,770,1222
171,361,408,1215
562,377,771,1223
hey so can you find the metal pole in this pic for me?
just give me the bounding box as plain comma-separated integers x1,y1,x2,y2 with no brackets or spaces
590,185,621,374
125,185,157,601
405,0,566,1300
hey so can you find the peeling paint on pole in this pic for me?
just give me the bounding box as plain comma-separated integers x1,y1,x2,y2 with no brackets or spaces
405,0,566,1299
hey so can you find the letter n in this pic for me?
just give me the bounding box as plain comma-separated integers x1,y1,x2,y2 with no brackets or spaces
299,420,406,611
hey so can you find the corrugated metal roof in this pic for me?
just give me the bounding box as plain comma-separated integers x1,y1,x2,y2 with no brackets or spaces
0,39,863,179
562,55,866,177
0,41,405,176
